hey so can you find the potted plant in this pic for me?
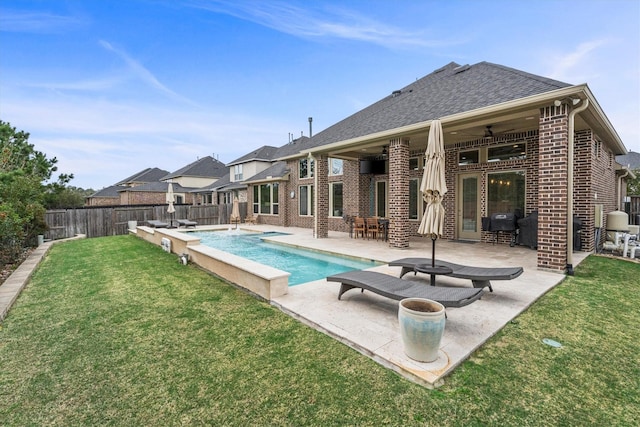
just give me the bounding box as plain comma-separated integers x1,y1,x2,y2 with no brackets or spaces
398,298,446,362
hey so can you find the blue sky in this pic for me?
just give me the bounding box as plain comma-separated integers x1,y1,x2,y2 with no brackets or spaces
1,0,638,190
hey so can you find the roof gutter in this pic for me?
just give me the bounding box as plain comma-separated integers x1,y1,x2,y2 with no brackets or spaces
567,98,589,276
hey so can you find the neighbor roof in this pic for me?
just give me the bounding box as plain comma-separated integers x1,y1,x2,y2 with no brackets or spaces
162,156,228,180
88,185,127,198
244,161,290,183
276,61,571,157
119,182,196,193
227,145,279,166
617,151,640,170
116,167,170,185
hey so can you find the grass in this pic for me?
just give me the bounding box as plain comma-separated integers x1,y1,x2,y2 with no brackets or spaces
1,235,638,426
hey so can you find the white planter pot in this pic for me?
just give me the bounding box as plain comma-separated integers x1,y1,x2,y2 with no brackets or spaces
398,298,446,362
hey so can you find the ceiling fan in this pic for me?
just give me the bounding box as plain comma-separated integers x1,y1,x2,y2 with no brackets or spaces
464,125,516,139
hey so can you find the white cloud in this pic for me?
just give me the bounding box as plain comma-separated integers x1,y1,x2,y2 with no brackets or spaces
546,39,612,82
0,9,87,33
187,0,458,49
99,40,197,105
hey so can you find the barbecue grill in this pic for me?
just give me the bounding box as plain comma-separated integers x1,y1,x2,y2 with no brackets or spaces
488,212,518,246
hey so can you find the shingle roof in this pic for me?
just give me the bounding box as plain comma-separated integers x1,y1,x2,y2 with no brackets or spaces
244,161,289,182
617,151,640,170
162,156,227,180
89,185,127,198
191,173,232,192
227,146,279,166
277,61,571,156
120,182,197,192
115,167,170,185
272,136,310,159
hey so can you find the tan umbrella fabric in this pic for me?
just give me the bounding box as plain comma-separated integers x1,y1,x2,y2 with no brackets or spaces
166,183,176,214
418,119,447,238
230,196,240,223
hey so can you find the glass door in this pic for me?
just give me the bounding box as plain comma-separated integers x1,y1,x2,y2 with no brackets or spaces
458,173,481,240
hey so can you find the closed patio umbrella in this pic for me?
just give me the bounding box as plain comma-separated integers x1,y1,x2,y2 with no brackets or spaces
166,183,176,227
230,196,240,228
418,119,447,268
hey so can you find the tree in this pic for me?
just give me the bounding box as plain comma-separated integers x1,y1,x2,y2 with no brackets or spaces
627,169,640,196
0,120,66,266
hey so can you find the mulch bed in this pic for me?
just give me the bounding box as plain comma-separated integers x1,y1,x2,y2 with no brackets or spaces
0,248,35,287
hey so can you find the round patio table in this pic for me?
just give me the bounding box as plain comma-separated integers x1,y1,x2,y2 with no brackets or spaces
414,264,453,287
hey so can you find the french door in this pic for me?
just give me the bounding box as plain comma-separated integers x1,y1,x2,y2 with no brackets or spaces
457,173,481,240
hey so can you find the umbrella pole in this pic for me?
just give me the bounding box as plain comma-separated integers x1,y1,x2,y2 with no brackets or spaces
431,236,436,268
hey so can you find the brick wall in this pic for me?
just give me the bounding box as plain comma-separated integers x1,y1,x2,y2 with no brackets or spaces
315,155,329,238
537,104,569,271
389,138,410,248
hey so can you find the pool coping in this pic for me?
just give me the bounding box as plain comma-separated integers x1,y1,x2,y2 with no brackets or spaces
135,225,291,300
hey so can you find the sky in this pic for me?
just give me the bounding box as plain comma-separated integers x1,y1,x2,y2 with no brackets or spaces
1,0,639,190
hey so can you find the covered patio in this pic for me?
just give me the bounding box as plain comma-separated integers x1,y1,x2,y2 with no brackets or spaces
258,225,589,388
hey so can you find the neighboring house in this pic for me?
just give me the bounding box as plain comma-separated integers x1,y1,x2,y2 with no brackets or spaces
242,61,629,273
118,181,195,205
85,185,128,206
116,167,171,187
86,167,169,206
161,155,227,189
617,151,640,172
122,156,227,205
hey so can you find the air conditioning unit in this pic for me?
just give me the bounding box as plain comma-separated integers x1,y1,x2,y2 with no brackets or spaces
161,238,171,253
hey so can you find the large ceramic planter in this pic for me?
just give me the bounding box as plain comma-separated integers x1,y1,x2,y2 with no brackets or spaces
398,298,446,362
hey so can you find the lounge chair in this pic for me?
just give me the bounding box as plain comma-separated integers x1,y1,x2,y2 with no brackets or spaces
176,219,198,228
147,220,169,228
326,270,484,308
388,258,523,292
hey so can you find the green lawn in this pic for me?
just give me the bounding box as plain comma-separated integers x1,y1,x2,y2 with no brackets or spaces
1,235,638,426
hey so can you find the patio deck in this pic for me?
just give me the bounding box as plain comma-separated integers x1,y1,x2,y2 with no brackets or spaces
250,225,588,388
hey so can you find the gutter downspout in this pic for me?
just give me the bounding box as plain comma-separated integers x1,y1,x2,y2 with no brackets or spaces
617,166,630,211
567,98,589,275
309,152,317,238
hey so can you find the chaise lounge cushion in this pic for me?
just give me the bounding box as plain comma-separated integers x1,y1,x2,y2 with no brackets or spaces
388,258,523,292
177,219,197,228
327,270,484,308
147,220,169,228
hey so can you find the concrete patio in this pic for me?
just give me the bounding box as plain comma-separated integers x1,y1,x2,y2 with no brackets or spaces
252,225,589,388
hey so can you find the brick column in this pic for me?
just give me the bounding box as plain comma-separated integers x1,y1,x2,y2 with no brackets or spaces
538,104,569,271
314,154,329,238
389,138,410,248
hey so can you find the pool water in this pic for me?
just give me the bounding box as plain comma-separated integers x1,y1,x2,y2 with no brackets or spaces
190,230,380,286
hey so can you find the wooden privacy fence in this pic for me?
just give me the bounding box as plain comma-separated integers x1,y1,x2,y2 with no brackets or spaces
628,195,640,225
45,203,248,240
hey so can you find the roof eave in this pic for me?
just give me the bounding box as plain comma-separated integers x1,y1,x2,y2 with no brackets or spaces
287,84,626,157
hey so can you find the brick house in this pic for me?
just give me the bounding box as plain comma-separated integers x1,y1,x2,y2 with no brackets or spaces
86,167,169,206
243,61,630,273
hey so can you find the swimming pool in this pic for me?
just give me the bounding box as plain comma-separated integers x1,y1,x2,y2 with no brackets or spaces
189,230,380,286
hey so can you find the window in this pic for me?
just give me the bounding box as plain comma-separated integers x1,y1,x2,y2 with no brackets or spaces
329,158,343,176
330,182,343,217
176,195,184,204
203,193,212,204
488,143,526,162
299,185,314,216
234,164,243,181
375,181,387,217
409,156,422,171
409,179,420,220
253,183,278,214
459,150,479,165
487,171,525,216
299,158,314,179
